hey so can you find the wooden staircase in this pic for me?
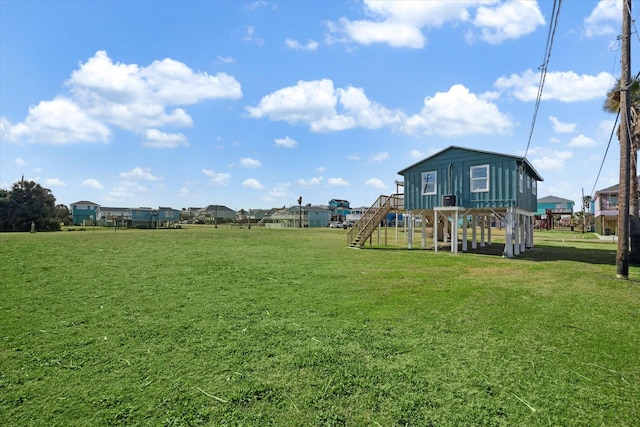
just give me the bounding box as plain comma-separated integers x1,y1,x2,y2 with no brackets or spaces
347,194,403,248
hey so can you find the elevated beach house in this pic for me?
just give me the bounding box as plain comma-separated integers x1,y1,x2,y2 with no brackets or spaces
397,146,543,257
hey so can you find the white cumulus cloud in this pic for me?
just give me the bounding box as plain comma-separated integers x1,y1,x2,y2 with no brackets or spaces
82,178,104,189
274,136,298,148
403,84,512,136
494,70,614,102
44,178,66,187
1,50,241,146
1,97,110,144
549,116,577,134
328,177,350,187
568,134,597,148
266,182,292,201
296,176,323,187
471,0,545,44
107,181,147,200
527,147,574,172
120,166,162,181
368,152,389,163
285,38,319,50
365,178,387,189
247,79,403,133
240,157,262,168
328,0,544,48
143,129,188,148
337,19,426,48
409,149,427,160
202,169,231,186
584,0,620,38
243,178,264,190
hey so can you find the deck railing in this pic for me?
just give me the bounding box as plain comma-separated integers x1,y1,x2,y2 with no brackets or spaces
347,194,403,247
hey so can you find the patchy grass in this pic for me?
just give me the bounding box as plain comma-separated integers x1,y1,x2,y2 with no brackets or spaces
1,227,639,426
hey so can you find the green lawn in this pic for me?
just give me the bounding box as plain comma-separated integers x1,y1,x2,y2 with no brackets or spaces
1,227,638,426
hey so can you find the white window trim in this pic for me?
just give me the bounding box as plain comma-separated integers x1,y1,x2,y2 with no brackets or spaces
532,180,537,195
470,164,490,193
421,171,437,195
519,171,524,193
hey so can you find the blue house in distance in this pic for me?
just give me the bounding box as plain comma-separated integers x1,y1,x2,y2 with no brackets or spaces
536,195,574,229
70,200,99,225
94,206,180,228
397,146,543,257
328,199,351,221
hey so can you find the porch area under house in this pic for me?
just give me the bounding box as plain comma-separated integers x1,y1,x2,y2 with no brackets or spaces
348,197,535,258
405,206,535,258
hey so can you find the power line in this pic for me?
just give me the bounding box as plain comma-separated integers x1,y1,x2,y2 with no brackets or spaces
590,110,619,198
589,39,622,198
524,0,562,159
581,3,640,205
590,70,640,199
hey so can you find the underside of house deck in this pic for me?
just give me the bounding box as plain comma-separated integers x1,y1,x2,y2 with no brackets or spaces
407,206,535,258
348,198,535,258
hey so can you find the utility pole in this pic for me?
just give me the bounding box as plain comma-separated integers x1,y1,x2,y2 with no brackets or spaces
617,0,632,279
298,196,302,228
581,188,586,233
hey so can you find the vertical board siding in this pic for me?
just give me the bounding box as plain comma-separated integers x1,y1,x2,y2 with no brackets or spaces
400,147,539,212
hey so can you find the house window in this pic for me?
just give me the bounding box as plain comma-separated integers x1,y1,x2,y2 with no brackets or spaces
470,165,489,192
421,171,437,195
519,171,524,193
532,180,537,195
603,194,618,209
527,176,531,189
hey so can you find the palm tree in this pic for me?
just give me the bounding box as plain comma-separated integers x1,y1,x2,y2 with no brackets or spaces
603,76,640,262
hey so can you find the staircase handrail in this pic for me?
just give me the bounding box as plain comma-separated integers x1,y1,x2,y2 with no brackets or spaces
346,195,392,245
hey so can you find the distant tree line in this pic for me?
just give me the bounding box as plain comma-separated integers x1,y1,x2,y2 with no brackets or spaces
0,179,70,232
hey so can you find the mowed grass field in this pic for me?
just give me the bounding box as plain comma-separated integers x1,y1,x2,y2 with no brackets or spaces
1,226,639,426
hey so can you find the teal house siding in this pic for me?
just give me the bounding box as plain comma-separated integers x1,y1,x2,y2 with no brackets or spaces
536,196,574,216
399,146,542,212
328,199,351,220
70,200,99,225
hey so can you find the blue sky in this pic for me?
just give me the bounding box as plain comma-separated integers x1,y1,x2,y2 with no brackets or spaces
0,0,635,211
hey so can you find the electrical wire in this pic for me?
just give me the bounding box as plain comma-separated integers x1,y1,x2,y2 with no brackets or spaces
589,38,622,199
524,0,562,159
590,0,640,200
588,0,640,200
590,111,619,198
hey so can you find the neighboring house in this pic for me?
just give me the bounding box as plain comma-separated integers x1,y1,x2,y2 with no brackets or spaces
345,207,367,223
592,177,640,235
95,206,180,228
593,183,620,235
183,207,202,221
247,209,272,222
305,205,332,227
196,205,236,223
265,205,331,228
537,195,574,229
394,146,543,257
95,206,132,228
129,207,180,228
537,195,574,216
70,200,99,225
328,199,351,221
